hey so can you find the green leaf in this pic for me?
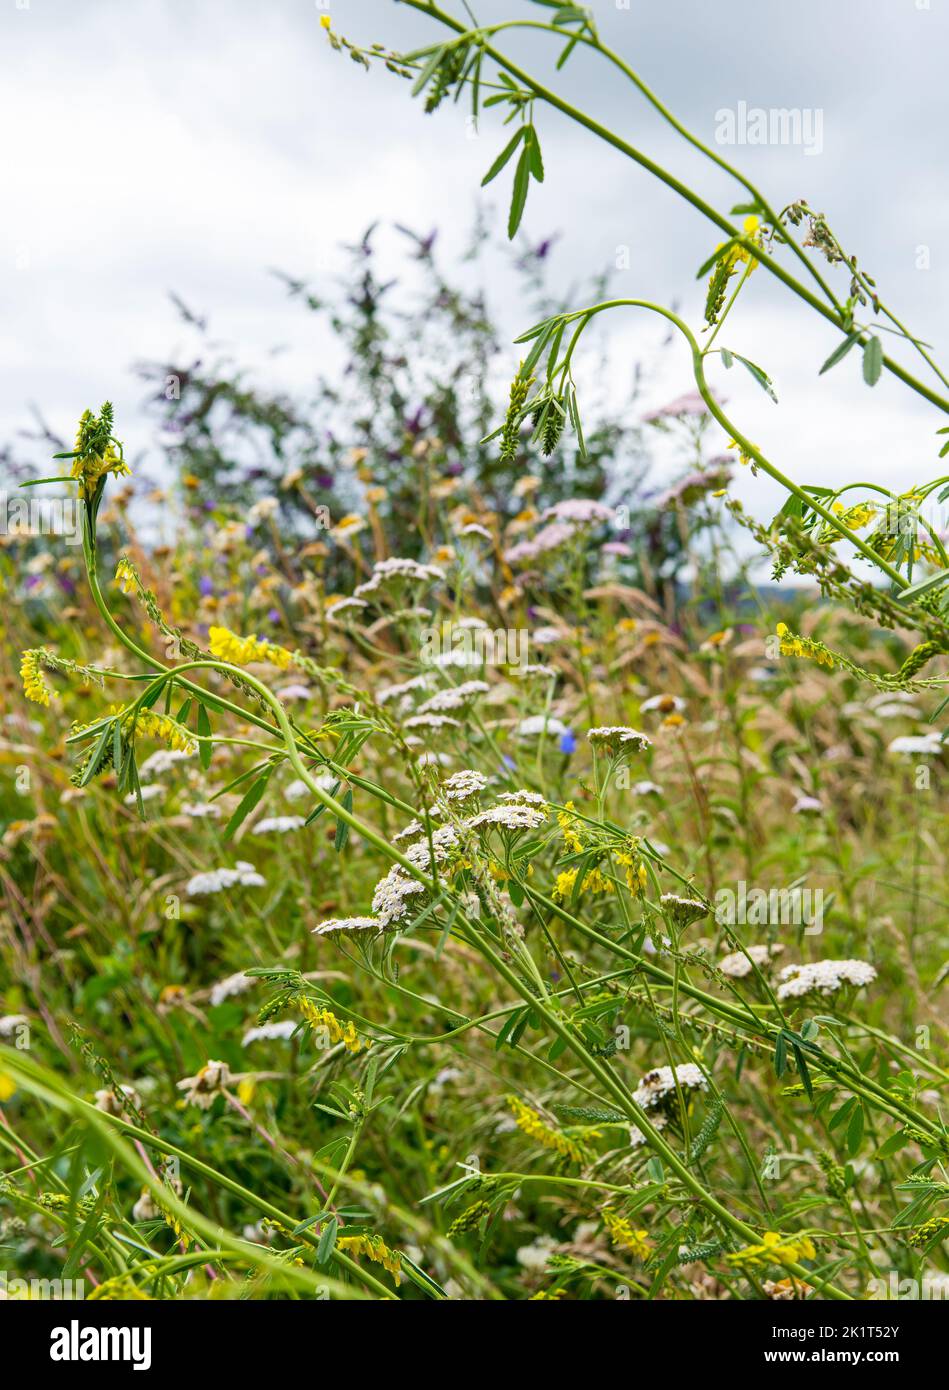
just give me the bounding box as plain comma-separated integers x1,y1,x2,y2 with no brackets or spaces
896,570,949,604
411,46,446,98
819,332,861,375
862,336,883,386
526,126,544,182
196,704,212,771
774,1030,788,1078
316,1215,338,1266
829,1096,858,1131
223,772,270,841
645,1156,665,1184
732,352,778,403
696,240,738,279
334,788,353,852
507,147,531,239
846,1103,865,1156
720,348,734,368
79,721,114,788
481,125,527,187
791,1041,814,1100
875,1131,910,1159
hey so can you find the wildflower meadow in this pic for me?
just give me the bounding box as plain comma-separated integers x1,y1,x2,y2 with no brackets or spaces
1,0,947,1344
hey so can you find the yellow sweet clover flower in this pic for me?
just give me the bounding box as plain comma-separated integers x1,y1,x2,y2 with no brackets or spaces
722,215,762,274
20,650,52,707
507,1094,586,1165
706,217,763,324
584,866,614,896
602,1208,651,1260
115,557,137,595
775,623,835,670
557,801,584,854
831,501,876,531
121,708,197,754
726,1230,816,1270
297,997,369,1054
616,850,649,894
69,405,131,502
726,437,757,469
0,1072,16,1102
553,868,578,902
208,625,293,670
336,1232,401,1284
908,1213,949,1249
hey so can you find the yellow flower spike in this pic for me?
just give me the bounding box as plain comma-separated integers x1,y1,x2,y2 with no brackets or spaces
726,1230,816,1271
602,1208,651,1260
297,998,369,1054
0,1073,16,1102
553,868,578,902
336,1232,401,1285
120,708,197,755
507,1094,586,1165
557,802,583,854
208,625,293,671
20,650,52,707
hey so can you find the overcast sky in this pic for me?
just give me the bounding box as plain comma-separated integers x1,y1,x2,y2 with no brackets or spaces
3,0,947,530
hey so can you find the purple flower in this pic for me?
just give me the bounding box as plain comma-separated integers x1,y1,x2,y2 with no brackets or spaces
198,576,214,597
559,730,577,755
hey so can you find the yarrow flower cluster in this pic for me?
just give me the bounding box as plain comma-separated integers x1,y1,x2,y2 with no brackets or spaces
517,714,567,739
542,499,615,526
417,681,490,715
776,959,877,1000
440,769,489,801
209,971,253,1006
186,861,265,896
404,713,461,732
354,557,445,599
312,915,380,937
660,893,709,928
466,803,547,832
139,748,194,777
252,815,306,835
587,726,652,755
718,943,784,978
633,1063,708,1111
